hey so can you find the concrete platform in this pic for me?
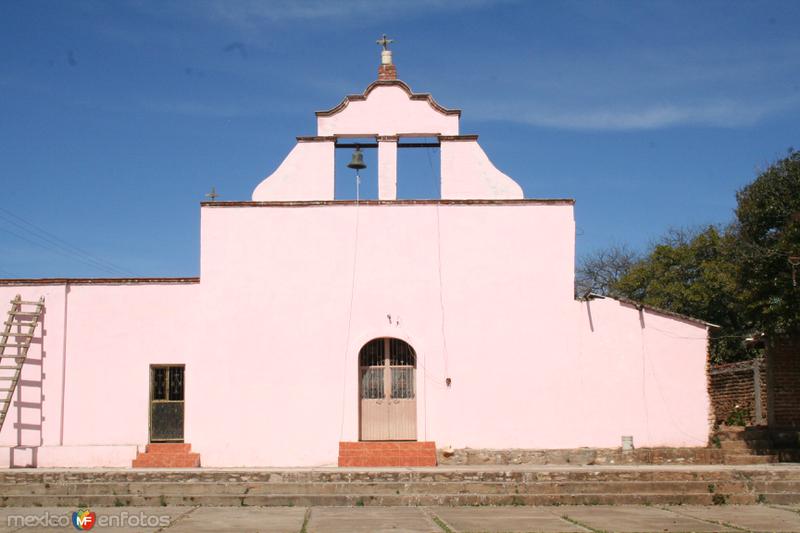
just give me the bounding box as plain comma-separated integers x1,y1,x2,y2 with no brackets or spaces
306,507,440,533
2,505,800,532
669,505,800,532
162,506,307,533
556,506,735,532
432,507,589,532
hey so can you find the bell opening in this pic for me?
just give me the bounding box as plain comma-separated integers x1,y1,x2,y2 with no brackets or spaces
397,136,441,200
335,140,378,200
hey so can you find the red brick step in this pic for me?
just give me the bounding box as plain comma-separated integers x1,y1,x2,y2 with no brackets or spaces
144,443,193,454
338,441,436,467
132,443,200,468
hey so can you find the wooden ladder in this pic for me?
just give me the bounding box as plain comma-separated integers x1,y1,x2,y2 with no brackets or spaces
0,295,45,433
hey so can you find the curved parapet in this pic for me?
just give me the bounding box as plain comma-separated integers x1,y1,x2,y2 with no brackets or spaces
440,137,524,199
252,139,335,201
316,80,460,137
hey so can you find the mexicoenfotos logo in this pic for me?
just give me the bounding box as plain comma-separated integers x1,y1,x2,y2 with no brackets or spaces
6,510,171,529
71,508,96,531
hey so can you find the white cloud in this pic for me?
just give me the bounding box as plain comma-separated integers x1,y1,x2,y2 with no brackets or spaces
132,0,513,26
467,96,800,131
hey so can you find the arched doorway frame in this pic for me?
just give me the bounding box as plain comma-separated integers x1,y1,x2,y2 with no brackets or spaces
357,336,418,441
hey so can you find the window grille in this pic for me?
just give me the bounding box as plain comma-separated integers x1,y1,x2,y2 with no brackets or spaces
359,338,384,367
150,365,185,442
358,338,416,400
391,367,414,399
360,368,384,399
389,338,416,366
152,367,166,400
168,367,184,401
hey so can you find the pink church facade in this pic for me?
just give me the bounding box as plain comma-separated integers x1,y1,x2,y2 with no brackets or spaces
0,53,712,468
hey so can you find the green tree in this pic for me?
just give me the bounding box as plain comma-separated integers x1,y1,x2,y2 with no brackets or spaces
579,149,800,361
735,149,800,336
612,226,750,363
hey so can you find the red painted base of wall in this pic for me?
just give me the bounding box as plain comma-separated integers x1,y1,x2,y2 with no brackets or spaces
338,441,437,467
132,443,201,468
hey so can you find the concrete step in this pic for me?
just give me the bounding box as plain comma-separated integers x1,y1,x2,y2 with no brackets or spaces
715,427,748,440
715,427,800,448
7,468,800,484
0,480,756,497
751,480,800,493
719,439,773,451
3,466,800,507
724,454,777,465
440,447,727,466
0,492,767,507
778,449,800,462
759,492,800,504
715,427,776,443
771,430,800,447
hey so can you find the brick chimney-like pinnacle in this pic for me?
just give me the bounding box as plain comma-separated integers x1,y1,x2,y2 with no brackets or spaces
378,61,397,81
376,34,397,81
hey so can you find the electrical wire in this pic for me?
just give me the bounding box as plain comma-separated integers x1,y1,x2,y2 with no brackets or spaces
0,225,127,277
646,346,710,443
0,207,136,276
426,147,450,380
641,318,744,441
0,265,21,277
640,316,652,442
338,168,361,440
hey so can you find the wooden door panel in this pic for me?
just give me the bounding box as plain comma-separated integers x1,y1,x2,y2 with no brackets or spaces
388,399,416,440
360,366,389,440
360,400,389,440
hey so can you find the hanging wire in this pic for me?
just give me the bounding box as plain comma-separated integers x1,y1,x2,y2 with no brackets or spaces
639,316,652,442
0,265,21,277
646,343,710,442
0,206,136,276
425,146,450,381
338,166,362,440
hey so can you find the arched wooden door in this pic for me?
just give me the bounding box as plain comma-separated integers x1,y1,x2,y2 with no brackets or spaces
359,338,416,441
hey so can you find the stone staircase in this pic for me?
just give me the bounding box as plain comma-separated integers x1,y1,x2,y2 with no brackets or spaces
131,443,201,468
2,466,800,507
716,426,800,465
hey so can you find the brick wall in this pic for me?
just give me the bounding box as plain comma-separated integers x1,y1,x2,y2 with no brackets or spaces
767,336,800,427
709,358,767,426
378,64,397,81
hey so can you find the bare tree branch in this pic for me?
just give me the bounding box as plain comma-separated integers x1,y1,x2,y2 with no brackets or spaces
576,244,640,297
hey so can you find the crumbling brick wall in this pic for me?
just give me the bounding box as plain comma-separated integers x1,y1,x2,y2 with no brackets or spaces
709,358,767,426
767,336,800,427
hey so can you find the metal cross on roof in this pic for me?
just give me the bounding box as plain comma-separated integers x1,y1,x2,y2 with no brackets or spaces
205,186,219,202
376,34,394,51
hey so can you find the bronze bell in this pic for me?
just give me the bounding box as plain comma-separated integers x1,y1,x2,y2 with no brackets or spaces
347,147,367,170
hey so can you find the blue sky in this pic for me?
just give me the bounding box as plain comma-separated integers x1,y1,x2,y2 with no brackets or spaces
1,0,798,278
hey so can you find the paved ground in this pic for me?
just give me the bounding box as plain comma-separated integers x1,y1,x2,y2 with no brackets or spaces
2,504,800,532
